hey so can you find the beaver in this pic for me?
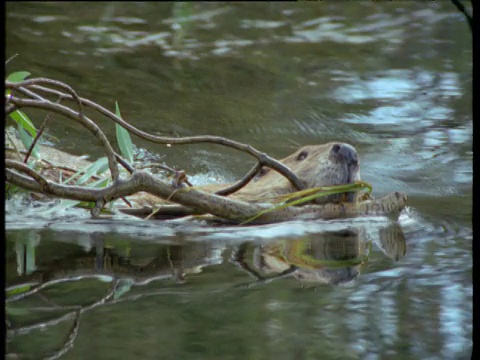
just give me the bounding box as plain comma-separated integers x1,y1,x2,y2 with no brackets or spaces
226,142,360,204
131,142,361,207
5,128,360,207
251,230,364,284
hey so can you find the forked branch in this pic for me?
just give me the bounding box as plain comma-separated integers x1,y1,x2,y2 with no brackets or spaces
6,78,305,192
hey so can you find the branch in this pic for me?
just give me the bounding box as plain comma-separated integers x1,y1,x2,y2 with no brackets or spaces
6,161,408,223
6,88,120,180
21,81,305,191
215,162,263,196
450,0,473,33
23,108,52,163
43,311,81,360
6,159,50,189
9,78,85,120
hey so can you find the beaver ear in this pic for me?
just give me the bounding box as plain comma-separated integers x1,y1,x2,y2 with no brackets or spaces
296,150,308,161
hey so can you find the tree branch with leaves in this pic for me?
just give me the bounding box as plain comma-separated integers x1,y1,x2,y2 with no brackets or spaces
5,73,407,224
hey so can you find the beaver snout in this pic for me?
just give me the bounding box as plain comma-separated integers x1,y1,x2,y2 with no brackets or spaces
329,143,358,166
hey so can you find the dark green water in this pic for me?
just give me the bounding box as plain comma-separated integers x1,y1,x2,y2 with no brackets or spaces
5,2,472,359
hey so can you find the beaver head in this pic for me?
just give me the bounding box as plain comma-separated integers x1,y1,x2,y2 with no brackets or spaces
235,142,361,204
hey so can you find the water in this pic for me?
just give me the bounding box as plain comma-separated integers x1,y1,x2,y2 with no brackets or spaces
5,2,472,359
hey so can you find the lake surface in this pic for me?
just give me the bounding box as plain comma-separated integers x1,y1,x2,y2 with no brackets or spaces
5,2,472,359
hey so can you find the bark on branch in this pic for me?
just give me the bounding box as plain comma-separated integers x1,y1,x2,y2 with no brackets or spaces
6,161,407,224
5,77,408,224
6,79,305,191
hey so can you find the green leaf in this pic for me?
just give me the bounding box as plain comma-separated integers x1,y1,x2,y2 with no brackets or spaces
86,177,110,188
17,123,41,160
63,157,108,185
115,102,134,163
276,181,372,204
10,110,37,137
6,282,39,298
113,279,134,300
6,71,31,83
51,177,111,212
62,169,83,185
76,157,109,185
51,199,83,211
241,181,372,225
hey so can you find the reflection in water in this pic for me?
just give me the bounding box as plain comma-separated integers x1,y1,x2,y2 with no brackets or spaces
6,224,409,358
231,225,406,286
6,224,407,289
238,230,366,286
14,231,40,276
6,222,472,360
377,223,406,260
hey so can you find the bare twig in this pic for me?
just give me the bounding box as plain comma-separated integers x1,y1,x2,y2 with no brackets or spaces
9,78,85,120
215,162,263,196
450,0,473,33
6,275,115,303
6,164,408,223
44,311,81,360
5,88,120,181
115,152,135,174
137,162,178,174
7,311,77,337
6,159,50,189
23,110,52,163
7,278,120,359
5,53,18,64
23,82,305,191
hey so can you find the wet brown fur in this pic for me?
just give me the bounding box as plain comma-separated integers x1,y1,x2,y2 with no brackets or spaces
133,142,361,207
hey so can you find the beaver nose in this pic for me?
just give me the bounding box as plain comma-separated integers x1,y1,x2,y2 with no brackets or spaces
330,143,358,166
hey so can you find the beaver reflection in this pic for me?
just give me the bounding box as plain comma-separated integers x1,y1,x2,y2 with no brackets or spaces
232,229,367,286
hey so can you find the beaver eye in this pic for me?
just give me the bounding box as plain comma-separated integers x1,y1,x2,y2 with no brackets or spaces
296,151,308,161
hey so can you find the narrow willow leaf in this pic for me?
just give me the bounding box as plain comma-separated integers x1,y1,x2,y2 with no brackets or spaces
6,283,39,298
276,181,372,203
6,71,31,83
241,182,372,225
5,71,31,97
113,279,134,300
115,102,134,163
281,183,372,206
86,177,110,188
76,157,109,185
47,199,82,212
63,168,84,185
17,123,41,160
53,178,110,211
63,157,108,185
10,110,37,137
